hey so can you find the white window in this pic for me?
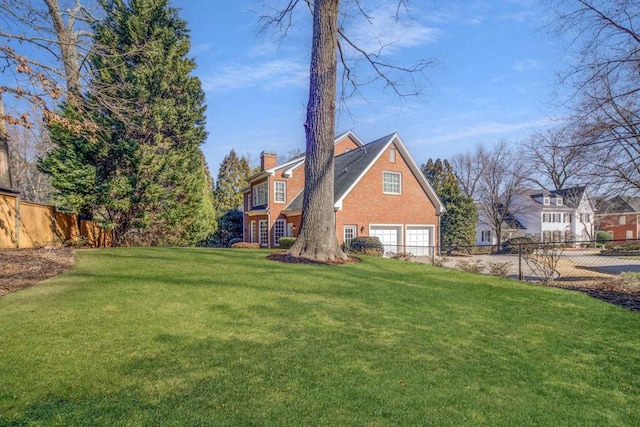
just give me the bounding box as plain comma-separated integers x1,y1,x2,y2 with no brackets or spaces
481,230,491,242
542,213,550,223
383,171,401,194
287,223,294,237
344,225,357,244
250,221,256,243
552,230,561,241
389,148,396,163
274,181,286,203
627,230,634,239
556,197,563,206
543,231,551,241
259,220,268,246
543,197,550,205
619,215,626,225
253,182,268,207
274,219,286,245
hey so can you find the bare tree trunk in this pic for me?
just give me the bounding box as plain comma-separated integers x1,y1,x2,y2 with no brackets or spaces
287,0,347,262
44,0,82,94
0,96,14,190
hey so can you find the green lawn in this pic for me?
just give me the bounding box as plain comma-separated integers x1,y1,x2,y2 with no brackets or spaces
1,247,639,426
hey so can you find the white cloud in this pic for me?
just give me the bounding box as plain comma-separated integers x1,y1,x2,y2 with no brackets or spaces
342,4,440,56
201,59,308,93
513,58,540,72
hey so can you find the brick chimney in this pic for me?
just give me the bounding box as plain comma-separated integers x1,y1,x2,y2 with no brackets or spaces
260,151,277,171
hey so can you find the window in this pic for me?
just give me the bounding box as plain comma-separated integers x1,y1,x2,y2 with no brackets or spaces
556,197,563,206
274,181,286,203
253,182,268,207
287,223,294,237
481,230,491,242
552,230,561,241
627,230,634,239
274,219,286,245
542,213,550,223
259,220,268,246
543,197,550,205
619,215,627,225
389,148,396,163
563,213,572,223
383,171,401,194
542,231,551,242
344,225,357,244
250,221,256,243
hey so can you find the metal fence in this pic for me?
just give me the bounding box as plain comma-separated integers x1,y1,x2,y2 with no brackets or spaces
391,239,640,286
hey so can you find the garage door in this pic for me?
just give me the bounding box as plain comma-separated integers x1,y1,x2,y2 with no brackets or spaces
370,226,400,256
406,227,431,256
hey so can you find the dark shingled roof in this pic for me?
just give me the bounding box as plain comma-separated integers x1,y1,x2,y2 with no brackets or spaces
284,134,394,212
600,195,640,214
526,186,587,209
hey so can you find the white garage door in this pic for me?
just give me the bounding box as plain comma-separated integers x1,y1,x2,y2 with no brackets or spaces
406,227,431,256
370,226,400,256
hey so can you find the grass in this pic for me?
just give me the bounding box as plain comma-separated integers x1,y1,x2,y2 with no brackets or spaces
1,247,639,426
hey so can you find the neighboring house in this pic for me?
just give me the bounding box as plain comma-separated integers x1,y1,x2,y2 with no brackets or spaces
476,186,596,245
597,196,640,240
242,131,445,255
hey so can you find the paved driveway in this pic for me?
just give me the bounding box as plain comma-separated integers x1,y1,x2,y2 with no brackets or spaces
420,249,640,281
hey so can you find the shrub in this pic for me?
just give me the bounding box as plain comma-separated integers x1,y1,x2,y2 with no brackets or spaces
231,242,260,249
228,238,243,247
278,237,296,250
346,236,384,256
488,262,510,277
392,252,414,261
431,255,449,267
596,231,613,244
456,259,485,273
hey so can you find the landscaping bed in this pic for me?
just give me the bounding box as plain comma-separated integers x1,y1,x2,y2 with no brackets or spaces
0,247,75,296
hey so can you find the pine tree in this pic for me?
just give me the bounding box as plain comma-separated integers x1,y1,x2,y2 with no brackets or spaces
213,149,250,213
422,159,477,250
41,0,216,246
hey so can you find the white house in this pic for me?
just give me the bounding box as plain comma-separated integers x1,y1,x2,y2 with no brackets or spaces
476,186,596,245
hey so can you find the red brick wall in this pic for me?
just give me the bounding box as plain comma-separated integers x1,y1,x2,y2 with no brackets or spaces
599,214,640,240
336,143,438,246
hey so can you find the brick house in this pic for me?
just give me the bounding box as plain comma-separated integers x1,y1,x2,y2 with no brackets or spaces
597,196,640,240
242,131,444,255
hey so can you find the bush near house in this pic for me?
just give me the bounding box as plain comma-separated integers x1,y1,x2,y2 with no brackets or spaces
278,237,296,250
344,236,384,256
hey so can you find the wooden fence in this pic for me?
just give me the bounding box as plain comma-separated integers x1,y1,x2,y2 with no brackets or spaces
0,191,112,248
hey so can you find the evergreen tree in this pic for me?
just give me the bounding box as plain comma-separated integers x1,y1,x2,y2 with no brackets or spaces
422,159,477,250
213,149,250,212
40,0,216,246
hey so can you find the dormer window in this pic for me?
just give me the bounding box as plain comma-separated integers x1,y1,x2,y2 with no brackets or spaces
556,197,563,206
543,197,550,205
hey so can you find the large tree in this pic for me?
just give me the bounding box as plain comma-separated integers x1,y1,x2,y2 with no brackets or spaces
213,149,250,213
518,125,590,191
41,0,216,246
421,159,477,250
474,141,526,249
264,0,430,261
548,0,640,193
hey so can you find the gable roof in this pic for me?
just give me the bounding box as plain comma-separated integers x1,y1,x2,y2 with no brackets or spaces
284,133,444,214
600,195,640,214
524,186,589,209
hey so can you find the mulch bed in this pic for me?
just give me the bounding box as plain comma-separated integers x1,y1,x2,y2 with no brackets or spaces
0,247,75,296
267,252,360,265
556,286,640,312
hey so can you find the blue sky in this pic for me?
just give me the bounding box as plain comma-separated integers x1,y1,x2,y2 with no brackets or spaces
173,0,567,173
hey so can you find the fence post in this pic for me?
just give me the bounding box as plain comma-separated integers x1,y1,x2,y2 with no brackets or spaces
14,194,20,248
518,243,523,281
